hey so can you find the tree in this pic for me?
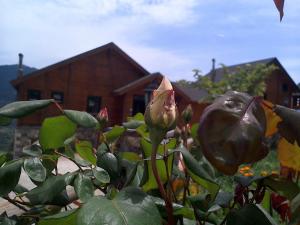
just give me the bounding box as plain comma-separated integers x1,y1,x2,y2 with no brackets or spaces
176,63,277,102
197,63,277,99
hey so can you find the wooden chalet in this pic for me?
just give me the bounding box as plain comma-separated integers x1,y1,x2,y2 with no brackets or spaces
11,42,206,126
205,58,300,109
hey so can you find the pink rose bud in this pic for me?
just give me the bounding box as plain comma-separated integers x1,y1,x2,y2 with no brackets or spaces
145,77,178,130
97,107,109,125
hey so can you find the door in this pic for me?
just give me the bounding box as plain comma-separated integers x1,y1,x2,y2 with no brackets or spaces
132,95,145,115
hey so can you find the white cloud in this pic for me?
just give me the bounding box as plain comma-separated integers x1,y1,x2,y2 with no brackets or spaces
122,43,194,80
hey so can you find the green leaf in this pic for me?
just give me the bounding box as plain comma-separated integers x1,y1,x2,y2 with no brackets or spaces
97,145,119,179
23,157,47,182
119,152,141,162
214,191,234,208
77,187,162,225
0,216,16,225
136,124,149,139
290,193,300,225
64,110,99,128
26,173,73,205
123,120,144,129
226,204,276,225
0,115,12,126
42,155,59,177
92,167,110,184
261,190,271,213
234,175,265,187
39,116,77,150
74,173,94,202
22,144,43,157
0,159,23,197
0,152,11,167
191,123,199,142
0,99,54,118
38,209,78,225
174,145,220,200
104,126,125,143
64,135,76,146
140,138,176,192
188,193,212,211
75,141,96,165
263,177,300,200
132,113,145,121
13,184,29,194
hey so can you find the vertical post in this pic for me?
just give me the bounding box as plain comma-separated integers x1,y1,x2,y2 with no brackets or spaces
211,58,216,82
18,53,24,78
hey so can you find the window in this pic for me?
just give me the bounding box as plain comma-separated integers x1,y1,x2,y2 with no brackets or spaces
293,96,300,108
27,89,41,100
51,91,64,103
282,83,288,92
86,96,101,113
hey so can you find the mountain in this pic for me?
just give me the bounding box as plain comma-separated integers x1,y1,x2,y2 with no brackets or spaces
0,64,37,107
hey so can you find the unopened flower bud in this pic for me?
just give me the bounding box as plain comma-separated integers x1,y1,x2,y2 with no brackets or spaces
181,104,193,124
97,107,109,126
145,77,178,131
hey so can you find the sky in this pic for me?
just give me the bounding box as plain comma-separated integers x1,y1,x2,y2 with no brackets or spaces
1,0,299,83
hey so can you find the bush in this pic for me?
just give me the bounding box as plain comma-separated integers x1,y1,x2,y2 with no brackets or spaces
0,78,299,225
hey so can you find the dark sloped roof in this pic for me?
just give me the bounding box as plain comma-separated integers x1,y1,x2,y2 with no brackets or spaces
205,57,299,91
172,84,207,102
205,57,276,82
114,72,203,102
113,73,162,95
11,42,149,87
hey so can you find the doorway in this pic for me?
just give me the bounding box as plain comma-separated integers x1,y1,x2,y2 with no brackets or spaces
132,95,145,115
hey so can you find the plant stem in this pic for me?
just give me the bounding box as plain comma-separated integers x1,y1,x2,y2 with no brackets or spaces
151,142,175,225
163,143,178,203
54,150,84,172
4,197,28,212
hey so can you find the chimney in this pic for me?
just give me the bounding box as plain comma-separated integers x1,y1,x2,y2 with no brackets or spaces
18,53,24,78
211,58,216,82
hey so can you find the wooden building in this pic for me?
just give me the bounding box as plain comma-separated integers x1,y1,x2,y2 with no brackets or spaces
205,58,300,109
9,43,300,155
11,44,300,127
11,42,205,127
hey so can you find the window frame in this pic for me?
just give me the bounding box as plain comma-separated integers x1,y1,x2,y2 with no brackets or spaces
27,89,41,100
51,91,64,104
86,96,101,114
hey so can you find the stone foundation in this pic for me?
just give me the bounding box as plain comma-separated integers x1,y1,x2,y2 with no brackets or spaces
13,126,141,157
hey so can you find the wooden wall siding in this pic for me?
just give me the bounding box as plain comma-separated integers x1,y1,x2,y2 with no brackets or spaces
265,70,298,107
16,48,147,126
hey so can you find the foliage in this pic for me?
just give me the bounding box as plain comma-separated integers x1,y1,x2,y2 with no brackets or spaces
176,63,277,102
0,78,300,225
197,63,277,100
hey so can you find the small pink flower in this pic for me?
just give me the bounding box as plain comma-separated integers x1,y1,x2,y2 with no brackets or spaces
97,107,109,125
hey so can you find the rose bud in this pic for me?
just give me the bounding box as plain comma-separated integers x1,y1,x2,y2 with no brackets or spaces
181,104,193,124
145,77,178,131
97,107,109,126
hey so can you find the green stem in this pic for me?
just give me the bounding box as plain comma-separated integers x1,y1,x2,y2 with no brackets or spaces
151,142,175,225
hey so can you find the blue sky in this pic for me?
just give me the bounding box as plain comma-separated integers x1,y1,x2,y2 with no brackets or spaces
1,0,299,83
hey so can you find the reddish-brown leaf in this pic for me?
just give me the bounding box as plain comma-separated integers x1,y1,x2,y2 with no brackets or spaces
273,0,285,21
198,91,268,175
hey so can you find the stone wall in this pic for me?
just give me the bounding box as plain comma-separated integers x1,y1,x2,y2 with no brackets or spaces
13,126,141,157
